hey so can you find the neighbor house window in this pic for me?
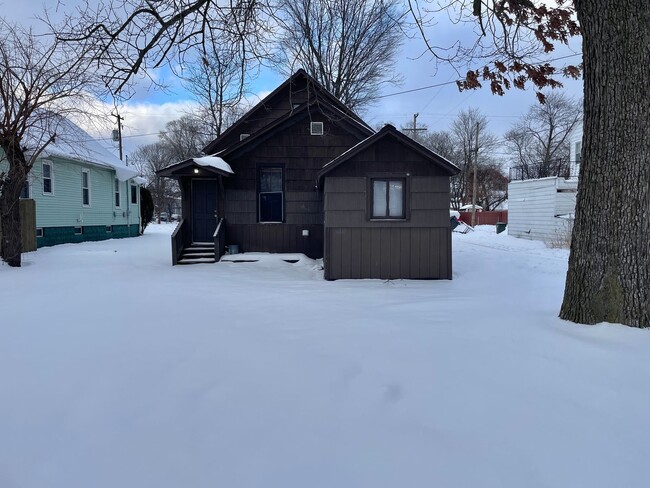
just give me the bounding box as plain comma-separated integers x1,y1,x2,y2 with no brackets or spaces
372,178,405,219
74,226,83,235
106,225,113,233
575,142,582,165
310,122,324,135
20,178,31,199
259,167,283,222
42,161,53,194
36,228,44,238
114,178,121,207
82,169,91,206
130,184,138,205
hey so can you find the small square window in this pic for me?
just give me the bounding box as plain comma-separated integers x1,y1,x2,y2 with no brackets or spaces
106,225,113,233
74,226,83,235
310,122,324,136
36,228,44,238
371,178,406,219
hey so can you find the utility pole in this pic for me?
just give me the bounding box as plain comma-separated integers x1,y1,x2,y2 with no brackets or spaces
402,113,427,142
471,122,480,227
111,112,124,161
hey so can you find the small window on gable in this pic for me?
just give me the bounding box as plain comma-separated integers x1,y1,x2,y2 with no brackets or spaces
42,161,53,195
371,178,406,220
240,133,250,141
310,121,324,136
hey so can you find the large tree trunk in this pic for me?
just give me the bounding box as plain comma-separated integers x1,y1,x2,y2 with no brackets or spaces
560,0,650,327
0,141,28,267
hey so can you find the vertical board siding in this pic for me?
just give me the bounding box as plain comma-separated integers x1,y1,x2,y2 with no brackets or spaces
325,227,450,280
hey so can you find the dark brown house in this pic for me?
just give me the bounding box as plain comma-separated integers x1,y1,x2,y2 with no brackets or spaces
158,70,460,279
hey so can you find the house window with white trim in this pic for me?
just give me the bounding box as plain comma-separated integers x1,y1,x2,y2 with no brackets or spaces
114,178,121,207
130,184,138,205
371,178,406,219
42,161,53,195
82,169,91,206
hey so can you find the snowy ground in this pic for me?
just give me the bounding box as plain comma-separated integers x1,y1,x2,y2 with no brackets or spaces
2,224,650,488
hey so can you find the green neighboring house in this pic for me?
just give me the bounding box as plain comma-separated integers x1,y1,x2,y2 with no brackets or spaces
1,117,143,248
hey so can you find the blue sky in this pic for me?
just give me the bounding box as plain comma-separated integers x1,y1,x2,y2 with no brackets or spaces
4,0,583,159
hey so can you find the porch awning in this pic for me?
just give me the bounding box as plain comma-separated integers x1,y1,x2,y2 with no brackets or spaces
156,155,234,178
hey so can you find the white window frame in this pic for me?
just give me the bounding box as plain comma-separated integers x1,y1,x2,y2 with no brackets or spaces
106,225,113,233
74,226,83,235
42,161,54,195
130,184,138,205
114,178,122,208
310,121,324,136
81,168,91,207
36,228,44,238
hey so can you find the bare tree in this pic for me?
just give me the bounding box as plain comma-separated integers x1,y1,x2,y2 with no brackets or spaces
448,108,499,209
0,19,101,267
52,0,271,98
276,0,405,110
182,47,248,138
130,116,209,220
505,92,582,179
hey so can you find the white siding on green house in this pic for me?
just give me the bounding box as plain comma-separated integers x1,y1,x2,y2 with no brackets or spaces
508,177,577,243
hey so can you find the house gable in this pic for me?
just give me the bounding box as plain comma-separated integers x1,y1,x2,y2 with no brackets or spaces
203,69,370,155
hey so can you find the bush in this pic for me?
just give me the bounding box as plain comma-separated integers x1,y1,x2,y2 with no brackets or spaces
140,187,154,233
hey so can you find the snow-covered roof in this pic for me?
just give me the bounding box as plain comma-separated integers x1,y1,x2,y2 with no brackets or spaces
192,156,234,174
35,117,139,182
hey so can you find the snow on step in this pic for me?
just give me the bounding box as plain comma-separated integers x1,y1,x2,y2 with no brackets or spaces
178,257,215,264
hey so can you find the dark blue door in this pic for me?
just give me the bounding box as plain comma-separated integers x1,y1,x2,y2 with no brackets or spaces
192,179,217,242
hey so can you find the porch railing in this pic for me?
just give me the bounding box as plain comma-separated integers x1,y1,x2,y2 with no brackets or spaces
213,217,225,260
171,218,188,265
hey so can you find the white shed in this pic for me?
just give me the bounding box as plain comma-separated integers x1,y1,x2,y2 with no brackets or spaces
507,177,577,243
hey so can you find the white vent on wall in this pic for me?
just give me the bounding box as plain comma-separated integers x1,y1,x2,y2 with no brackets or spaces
310,122,324,136
240,133,250,141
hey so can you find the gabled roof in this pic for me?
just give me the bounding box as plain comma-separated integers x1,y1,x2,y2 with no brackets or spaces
215,98,373,159
26,116,138,181
317,124,460,187
157,155,234,178
202,69,370,154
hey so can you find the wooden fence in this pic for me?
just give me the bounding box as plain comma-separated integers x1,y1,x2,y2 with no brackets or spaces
0,199,37,253
458,210,508,226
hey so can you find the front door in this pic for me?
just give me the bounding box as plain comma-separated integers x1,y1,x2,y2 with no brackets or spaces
192,179,218,242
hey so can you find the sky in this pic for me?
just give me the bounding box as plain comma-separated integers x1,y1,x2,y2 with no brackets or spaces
3,0,583,162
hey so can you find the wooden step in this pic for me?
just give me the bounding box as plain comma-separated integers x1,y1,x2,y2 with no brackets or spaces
178,257,216,265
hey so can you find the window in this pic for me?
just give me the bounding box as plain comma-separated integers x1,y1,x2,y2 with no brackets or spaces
82,169,91,206
20,178,31,199
74,226,83,235
575,141,582,165
42,161,53,194
310,121,324,135
131,184,138,205
36,228,43,238
114,178,121,207
259,167,283,222
106,225,113,233
371,178,405,219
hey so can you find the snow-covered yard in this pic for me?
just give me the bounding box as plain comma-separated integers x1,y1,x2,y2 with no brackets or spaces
2,224,649,488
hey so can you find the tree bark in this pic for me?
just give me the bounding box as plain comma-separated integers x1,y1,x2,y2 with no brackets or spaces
560,0,650,327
